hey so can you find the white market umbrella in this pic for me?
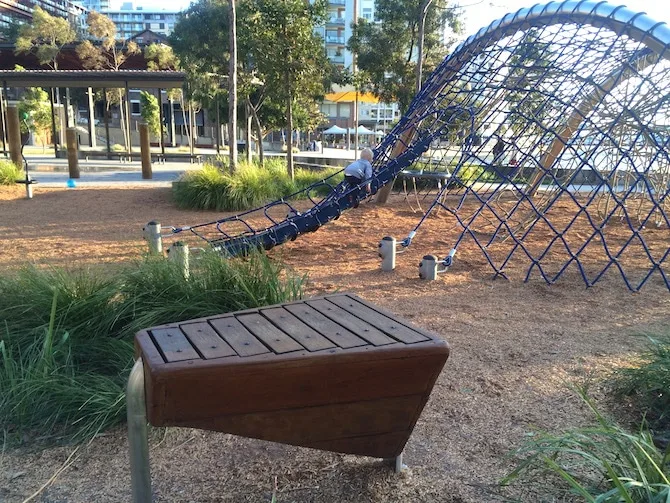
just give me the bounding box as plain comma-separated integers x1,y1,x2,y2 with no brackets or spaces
323,125,347,134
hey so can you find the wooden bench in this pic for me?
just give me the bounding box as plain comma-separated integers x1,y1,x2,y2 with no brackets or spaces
128,293,449,502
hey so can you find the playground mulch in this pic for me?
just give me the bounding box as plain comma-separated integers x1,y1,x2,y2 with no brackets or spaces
1,185,668,503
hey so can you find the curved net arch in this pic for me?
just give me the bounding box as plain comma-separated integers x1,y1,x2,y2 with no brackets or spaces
171,1,669,292
373,0,670,291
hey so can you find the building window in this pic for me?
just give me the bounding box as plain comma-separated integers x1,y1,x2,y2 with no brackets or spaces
159,23,165,29
131,101,141,115
145,23,150,29
362,8,372,20
321,103,337,117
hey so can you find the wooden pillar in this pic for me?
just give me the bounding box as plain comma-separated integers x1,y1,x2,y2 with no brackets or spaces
102,88,111,159
66,127,80,179
139,122,152,179
64,88,71,128
49,88,58,157
87,87,96,148
6,106,22,167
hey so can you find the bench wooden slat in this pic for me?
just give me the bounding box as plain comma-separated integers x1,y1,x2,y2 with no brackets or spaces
180,322,237,360
285,303,367,349
150,327,200,362
237,313,304,354
326,295,428,344
209,317,270,357
306,299,396,346
261,307,336,352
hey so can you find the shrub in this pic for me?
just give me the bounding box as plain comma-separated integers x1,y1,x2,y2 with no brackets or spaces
0,160,23,185
611,336,670,436
173,160,343,211
0,251,305,443
502,388,670,502
111,143,125,152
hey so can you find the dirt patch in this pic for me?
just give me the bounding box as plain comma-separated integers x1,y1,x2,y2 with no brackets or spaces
0,186,668,502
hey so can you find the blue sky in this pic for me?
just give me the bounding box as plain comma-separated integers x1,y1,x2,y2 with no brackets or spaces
122,0,669,38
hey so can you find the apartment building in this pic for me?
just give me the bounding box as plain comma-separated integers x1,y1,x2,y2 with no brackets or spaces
102,2,179,40
0,0,88,33
77,0,109,11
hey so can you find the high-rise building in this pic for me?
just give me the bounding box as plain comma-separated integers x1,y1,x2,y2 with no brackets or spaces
102,2,179,40
77,0,110,11
316,0,399,137
0,0,88,33
315,0,375,69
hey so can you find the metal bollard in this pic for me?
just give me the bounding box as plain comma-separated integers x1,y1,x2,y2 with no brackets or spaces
143,221,162,255
167,241,189,279
379,236,396,272
25,174,33,199
419,255,438,280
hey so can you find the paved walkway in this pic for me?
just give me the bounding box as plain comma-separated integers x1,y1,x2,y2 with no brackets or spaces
16,148,357,188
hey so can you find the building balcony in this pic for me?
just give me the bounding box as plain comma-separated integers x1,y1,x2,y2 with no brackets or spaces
325,36,345,45
328,0,346,5
327,17,345,25
329,54,345,64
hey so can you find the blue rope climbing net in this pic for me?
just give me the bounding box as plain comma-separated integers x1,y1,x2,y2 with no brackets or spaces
171,0,669,292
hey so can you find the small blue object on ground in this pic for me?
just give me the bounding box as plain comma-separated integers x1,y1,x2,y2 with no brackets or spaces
66,179,77,188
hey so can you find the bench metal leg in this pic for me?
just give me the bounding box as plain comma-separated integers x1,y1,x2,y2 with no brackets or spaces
394,452,406,473
128,358,152,503
384,451,406,473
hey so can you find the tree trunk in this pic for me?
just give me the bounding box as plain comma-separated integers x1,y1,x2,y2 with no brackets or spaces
228,0,238,170
169,98,176,147
248,97,264,166
415,0,433,93
245,101,252,164
180,95,191,149
117,89,128,151
286,72,294,180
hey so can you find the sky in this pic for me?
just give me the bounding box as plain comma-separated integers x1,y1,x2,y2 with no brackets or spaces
117,0,669,37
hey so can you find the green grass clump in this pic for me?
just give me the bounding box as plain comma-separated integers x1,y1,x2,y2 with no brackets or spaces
502,388,670,502
0,160,23,185
611,336,670,436
173,159,343,211
0,251,305,443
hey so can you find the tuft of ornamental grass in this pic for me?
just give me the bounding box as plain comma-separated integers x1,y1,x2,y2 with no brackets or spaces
0,159,23,185
502,387,670,502
173,160,343,211
610,336,670,436
0,251,305,443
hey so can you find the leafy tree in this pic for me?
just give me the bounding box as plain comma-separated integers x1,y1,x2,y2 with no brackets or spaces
144,43,179,71
18,87,52,152
77,11,140,151
244,0,330,178
139,91,162,144
505,28,553,135
144,44,182,148
15,6,76,70
348,0,463,113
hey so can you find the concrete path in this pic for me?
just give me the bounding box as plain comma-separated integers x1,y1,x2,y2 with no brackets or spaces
15,148,357,188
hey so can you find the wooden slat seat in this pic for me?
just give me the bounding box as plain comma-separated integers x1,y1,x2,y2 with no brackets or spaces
128,293,449,502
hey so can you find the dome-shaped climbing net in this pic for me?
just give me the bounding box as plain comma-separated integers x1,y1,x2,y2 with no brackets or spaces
171,1,669,292
375,0,670,291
